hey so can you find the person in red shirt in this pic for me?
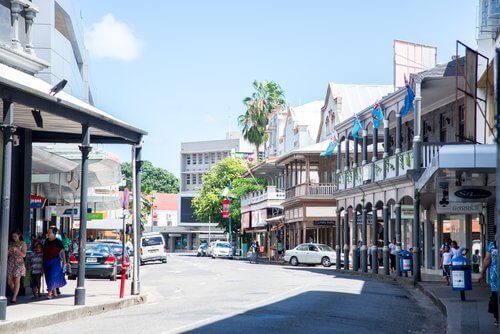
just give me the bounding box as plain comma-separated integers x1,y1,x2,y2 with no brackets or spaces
43,228,67,298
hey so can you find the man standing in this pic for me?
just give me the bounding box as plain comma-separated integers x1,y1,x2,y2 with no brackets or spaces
62,233,71,263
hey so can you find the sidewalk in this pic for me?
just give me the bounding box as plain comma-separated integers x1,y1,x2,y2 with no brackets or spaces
0,278,146,334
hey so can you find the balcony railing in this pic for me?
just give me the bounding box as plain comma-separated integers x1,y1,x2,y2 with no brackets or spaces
241,186,285,207
285,183,337,199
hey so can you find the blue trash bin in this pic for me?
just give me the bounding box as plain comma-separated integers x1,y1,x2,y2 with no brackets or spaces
451,255,472,292
399,250,412,273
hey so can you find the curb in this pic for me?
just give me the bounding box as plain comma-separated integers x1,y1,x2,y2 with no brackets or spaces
0,294,147,334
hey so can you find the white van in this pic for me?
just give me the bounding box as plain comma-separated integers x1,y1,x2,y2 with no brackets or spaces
140,233,167,265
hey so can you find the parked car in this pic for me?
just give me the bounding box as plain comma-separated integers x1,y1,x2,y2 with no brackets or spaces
197,243,209,257
140,233,167,265
284,243,342,267
211,241,233,259
94,240,133,277
68,242,118,280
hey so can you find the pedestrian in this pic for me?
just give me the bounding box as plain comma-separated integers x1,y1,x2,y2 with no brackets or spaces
389,238,397,272
250,240,258,264
441,245,452,286
356,240,361,267
450,240,462,260
7,229,27,303
62,233,71,263
479,233,498,327
271,244,276,261
472,249,481,273
28,242,43,299
71,238,79,254
368,244,372,269
43,227,67,299
277,240,284,261
440,237,452,255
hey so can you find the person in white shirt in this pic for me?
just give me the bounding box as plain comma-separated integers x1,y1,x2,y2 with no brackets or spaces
441,245,452,286
388,238,397,272
450,240,463,260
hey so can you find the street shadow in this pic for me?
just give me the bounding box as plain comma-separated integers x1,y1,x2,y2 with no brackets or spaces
181,289,440,334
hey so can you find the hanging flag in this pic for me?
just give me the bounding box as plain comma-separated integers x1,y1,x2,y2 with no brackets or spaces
371,100,384,129
401,76,415,116
320,131,338,157
351,115,362,138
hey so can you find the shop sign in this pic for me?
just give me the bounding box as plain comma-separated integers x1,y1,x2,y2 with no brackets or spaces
30,195,46,208
87,212,104,220
451,186,493,202
436,201,483,214
401,205,414,219
314,221,335,226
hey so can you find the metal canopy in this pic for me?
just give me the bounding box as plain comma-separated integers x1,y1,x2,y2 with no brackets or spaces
0,64,146,144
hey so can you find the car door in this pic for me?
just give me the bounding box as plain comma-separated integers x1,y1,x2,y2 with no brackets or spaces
307,245,321,263
295,244,309,263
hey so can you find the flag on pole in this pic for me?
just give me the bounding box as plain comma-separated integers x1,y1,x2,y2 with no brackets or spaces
320,131,339,157
371,100,384,129
401,75,415,116
351,115,362,138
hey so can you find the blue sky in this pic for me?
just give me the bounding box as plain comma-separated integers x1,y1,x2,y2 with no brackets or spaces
78,1,477,176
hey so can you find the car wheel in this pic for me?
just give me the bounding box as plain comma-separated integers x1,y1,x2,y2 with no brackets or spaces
196,253,201,257
162,259,167,263
290,256,299,266
140,261,144,266
322,256,331,267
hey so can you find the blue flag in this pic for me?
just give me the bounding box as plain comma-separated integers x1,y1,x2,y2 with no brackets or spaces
351,116,362,138
371,101,384,129
320,131,338,157
401,83,414,116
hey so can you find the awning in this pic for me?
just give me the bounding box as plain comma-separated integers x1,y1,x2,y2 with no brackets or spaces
0,63,146,144
72,219,123,230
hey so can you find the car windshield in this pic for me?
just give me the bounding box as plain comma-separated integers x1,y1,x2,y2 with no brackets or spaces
86,244,110,255
216,243,230,248
318,245,334,252
142,236,163,247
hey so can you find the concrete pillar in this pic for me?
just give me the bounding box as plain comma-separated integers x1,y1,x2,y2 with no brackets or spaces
383,205,390,275
75,124,92,306
25,7,38,54
343,210,350,270
352,209,358,271
371,207,378,274
362,130,368,166
0,100,15,319
187,233,193,251
361,207,368,272
436,214,443,272
424,210,433,269
344,138,350,171
353,137,359,168
413,195,421,282
169,236,174,253
131,146,143,295
395,204,402,276
336,211,341,269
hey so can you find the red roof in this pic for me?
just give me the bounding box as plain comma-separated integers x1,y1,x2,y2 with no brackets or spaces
154,193,178,211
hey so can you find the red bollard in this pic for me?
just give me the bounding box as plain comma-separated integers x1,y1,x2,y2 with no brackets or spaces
119,259,128,298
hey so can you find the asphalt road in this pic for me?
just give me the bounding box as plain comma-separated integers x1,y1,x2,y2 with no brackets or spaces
28,254,446,334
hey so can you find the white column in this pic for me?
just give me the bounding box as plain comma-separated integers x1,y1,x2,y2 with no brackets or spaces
10,0,24,50
24,6,38,54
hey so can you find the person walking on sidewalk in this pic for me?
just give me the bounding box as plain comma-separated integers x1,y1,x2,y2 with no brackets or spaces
450,240,462,260
440,245,452,286
43,227,67,299
479,233,498,327
472,249,481,273
62,233,71,263
389,238,397,272
250,240,258,264
28,242,44,299
7,229,27,303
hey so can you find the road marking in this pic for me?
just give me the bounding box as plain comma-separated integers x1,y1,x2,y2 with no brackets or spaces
161,285,305,334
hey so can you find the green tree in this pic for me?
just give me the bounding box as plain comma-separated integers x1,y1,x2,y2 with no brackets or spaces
238,80,286,155
191,157,265,233
121,161,179,193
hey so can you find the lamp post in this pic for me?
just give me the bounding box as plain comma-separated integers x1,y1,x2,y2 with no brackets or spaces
221,184,235,251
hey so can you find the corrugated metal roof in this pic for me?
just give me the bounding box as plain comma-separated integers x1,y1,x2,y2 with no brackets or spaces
329,83,394,121
290,100,323,140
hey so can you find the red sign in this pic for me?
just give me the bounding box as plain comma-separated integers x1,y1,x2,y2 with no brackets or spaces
222,198,230,218
30,194,46,209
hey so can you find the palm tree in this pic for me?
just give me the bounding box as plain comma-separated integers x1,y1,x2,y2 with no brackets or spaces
238,80,285,157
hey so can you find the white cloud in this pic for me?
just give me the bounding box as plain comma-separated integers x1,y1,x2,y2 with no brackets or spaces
85,14,142,61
